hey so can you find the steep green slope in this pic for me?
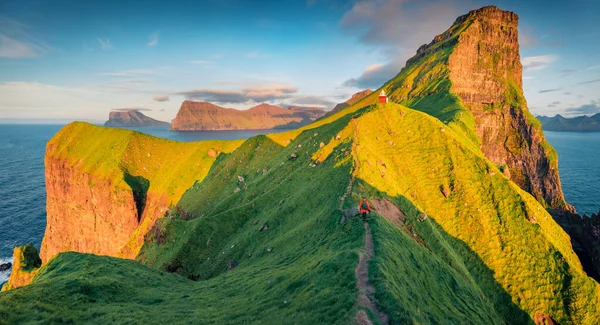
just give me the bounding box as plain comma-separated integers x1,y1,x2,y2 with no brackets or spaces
41,122,243,263
0,107,508,324
340,6,569,212
2,103,599,324
336,103,600,324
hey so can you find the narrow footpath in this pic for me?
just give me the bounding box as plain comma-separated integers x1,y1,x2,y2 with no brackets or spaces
343,119,389,325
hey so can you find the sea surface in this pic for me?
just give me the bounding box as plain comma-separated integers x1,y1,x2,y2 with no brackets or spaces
0,125,598,285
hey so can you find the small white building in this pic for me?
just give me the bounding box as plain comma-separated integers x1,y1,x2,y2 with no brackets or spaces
378,90,388,103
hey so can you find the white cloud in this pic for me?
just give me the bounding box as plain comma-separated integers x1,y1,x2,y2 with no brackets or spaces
172,84,298,104
0,34,40,58
241,85,297,101
97,38,112,50
0,81,173,121
521,55,557,71
153,94,170,102
191,60,214,66
147,32,159,47
100,69,157,77
343,62,394,89
586,64,600,71
0,16,51,58
0,82,104,119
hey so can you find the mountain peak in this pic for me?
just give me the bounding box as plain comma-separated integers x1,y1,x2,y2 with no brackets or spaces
382,5,569,211
104,110,169,127
455,5,518,24
248,103,286,112
328,89,373,116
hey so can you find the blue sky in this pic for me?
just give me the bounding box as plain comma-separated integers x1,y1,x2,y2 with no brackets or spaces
0,0,599,122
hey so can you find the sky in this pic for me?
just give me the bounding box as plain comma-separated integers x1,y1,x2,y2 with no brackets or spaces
0,0,599,123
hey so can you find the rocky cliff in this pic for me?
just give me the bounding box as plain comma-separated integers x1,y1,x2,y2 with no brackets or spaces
379,6,570,211
1,244,40,292
104,110,170,127
327,89,373,116
170,101,325,131
538,114,600,132
41,123,242,262
4,122,243,290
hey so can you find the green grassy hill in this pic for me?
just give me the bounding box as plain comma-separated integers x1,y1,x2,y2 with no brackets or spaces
2,103,599,324
2,5,599,325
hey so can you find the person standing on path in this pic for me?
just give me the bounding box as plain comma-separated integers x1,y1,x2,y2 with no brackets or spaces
360,197,371,222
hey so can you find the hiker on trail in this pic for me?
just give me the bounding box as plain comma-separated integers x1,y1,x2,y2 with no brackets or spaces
360,197,371,222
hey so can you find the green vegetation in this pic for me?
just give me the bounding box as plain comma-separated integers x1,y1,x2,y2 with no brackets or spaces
0,9,596,324
49,122,243,203
19,244,42,272
2,103,599,324
46,122,244,257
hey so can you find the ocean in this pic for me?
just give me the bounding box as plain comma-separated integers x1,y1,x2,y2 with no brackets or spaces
0,125,598,285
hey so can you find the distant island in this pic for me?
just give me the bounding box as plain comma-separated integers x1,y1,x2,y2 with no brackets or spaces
170,101,326,131
538,114,600,132
104,110,170,127
327,89,373,116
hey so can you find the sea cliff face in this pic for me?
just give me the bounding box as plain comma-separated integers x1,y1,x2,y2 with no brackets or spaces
170,101,325,131
41,154,140,262
447,7,568,210
382,6,569,211
5,122,243,289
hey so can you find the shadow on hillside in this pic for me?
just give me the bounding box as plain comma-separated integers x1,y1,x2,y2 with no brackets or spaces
137,111,360,282
354,182,533,324
123,170,150,222
550,208,600,282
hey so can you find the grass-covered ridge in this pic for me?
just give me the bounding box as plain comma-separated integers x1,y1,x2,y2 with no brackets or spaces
48,122,243,202
334,103,600,324
3,102,599,324
40,122,244,261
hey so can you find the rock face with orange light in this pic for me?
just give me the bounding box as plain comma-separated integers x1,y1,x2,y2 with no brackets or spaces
4,122,242,290
384,6,569,211
171,101,325,131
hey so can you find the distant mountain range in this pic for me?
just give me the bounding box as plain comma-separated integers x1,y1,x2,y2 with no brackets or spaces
104,110,170,127
170,101,326,131
327,89,373,116
538,114,600,132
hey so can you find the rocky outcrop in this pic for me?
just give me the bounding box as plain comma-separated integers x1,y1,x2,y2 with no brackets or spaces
538,114,600,132
104,110,170,127
0,263,11,272
41,155,141,262
328,90,373,116
1,244,41,292
4,122,243,290
170,101,325,131
384,6,570,211
551,208,600,281
447,6,569,210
